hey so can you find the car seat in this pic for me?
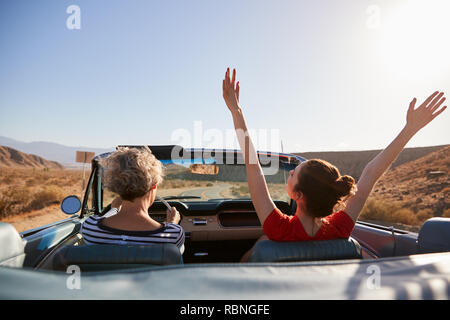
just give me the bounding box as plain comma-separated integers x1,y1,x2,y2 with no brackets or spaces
418,217,450,253
248,237,362,262
0,223,26,268
53,243,183,272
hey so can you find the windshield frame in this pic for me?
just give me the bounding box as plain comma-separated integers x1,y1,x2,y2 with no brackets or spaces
85,145,306,217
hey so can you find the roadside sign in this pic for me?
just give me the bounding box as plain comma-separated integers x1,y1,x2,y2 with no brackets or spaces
76,151,95,163
76,151,95,198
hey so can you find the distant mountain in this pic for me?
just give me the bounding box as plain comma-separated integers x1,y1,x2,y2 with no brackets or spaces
1,135,447,171
294,144,449,180
0,146,64,169
0,136,114,167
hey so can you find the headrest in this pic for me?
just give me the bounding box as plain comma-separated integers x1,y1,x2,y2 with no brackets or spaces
53,244,182,271
248,238,362,263
0,223,25,267
418,218,450,253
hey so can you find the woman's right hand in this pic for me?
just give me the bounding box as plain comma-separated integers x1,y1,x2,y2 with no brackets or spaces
222,67,241,114
406,91,446,134
166,207,181,224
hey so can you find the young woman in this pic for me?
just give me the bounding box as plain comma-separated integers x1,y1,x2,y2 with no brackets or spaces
80,147,185,252
222,68,446,260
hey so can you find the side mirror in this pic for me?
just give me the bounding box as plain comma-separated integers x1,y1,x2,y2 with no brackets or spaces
189,164,219,175
61,195,82,215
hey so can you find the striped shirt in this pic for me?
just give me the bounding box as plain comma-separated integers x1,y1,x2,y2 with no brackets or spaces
81,212,185,253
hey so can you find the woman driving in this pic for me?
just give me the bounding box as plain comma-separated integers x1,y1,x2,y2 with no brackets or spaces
80,147,185,252
222,68,446,261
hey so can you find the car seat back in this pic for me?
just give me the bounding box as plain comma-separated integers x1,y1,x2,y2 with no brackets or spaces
0,223,26,268
418,218,450,253
53,244,183,272
248,237,362,262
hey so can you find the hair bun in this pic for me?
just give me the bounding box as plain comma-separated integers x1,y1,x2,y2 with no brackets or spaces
335,175,356,198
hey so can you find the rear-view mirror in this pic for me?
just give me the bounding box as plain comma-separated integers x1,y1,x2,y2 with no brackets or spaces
189,164,219,175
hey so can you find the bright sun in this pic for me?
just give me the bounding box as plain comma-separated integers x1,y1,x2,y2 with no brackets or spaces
377,0,450,79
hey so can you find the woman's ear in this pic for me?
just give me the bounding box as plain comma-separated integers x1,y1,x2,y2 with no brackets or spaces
296,192,308,212
147,186,157,206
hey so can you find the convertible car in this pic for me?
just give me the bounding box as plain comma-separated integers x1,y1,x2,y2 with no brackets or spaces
1,145,450,300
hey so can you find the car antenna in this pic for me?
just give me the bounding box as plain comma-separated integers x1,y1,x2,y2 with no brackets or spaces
281,139,287,185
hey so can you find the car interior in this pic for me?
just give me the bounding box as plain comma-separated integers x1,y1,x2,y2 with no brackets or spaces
2,200,450,273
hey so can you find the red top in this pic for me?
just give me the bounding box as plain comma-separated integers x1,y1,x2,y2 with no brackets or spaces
263,208,355,241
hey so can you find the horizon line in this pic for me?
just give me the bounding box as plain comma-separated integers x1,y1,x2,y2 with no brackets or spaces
0,135,448,155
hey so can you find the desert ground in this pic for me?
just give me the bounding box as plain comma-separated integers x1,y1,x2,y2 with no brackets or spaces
0,167,87,232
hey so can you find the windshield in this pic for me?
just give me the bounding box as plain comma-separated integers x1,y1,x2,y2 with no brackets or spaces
158,163,291,202
101,153,299,208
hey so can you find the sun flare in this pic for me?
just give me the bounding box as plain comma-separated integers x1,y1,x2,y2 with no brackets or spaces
378,0,450,79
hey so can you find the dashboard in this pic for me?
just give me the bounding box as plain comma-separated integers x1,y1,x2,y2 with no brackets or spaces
148,199,293,241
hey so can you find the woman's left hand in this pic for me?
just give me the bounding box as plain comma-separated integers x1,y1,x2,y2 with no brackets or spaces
406,91,446,134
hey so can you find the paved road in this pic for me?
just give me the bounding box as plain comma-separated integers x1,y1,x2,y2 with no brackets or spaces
179,183,233,200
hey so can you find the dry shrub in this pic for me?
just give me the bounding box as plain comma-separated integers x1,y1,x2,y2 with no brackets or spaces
28,186,65,211
0,168,83,219
416,209,434,223
160,180,178,189
48,178,72,188
0,187,33,218
395,208,419,225
360,199,399,222
67,175,83,186
442,209,450,218
360,198,420,226
1,175,15,184
231,185,250,197
159,179,190,189
25,178,38,187
103,190,118,206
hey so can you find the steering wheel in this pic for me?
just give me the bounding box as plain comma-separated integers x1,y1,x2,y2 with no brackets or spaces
152,200,187,225
101,200,186,224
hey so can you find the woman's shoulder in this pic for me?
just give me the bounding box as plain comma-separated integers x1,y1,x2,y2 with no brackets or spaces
321,210,355,238
82,214,105,226
324,210,353,222
82,209,117,225
164,222,185,233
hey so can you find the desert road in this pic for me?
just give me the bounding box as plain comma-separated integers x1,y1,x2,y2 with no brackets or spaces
179,183,233,200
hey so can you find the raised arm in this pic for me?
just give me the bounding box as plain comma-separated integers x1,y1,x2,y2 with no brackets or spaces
345,91,447,222
222,68,276,224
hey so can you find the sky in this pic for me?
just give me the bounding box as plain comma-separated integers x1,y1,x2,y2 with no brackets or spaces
0,0,449,153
